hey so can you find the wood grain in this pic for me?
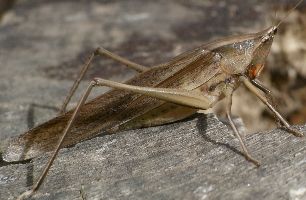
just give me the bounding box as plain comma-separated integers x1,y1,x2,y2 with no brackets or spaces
1,114,306,199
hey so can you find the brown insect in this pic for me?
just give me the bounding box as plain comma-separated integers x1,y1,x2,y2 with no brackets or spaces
2,1,304,199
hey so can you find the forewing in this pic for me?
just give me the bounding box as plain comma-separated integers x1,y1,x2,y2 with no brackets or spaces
3,48,220,162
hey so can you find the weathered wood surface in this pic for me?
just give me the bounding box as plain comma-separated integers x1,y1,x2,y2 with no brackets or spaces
1,0,306,200
1,114,306,200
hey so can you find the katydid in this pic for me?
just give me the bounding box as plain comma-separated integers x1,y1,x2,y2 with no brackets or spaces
2,0,304,199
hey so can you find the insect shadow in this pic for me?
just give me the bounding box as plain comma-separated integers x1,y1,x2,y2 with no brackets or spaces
195,114,244,157
0,103,59,186
25,103,60,187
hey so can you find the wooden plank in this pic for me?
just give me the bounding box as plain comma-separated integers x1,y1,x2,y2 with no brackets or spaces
1,114,306,199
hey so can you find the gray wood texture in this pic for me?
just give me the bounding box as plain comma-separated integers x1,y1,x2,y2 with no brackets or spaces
0,0,306,200
1,114,306,200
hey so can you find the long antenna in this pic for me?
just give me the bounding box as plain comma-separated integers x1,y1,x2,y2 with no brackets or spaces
276,0,304,28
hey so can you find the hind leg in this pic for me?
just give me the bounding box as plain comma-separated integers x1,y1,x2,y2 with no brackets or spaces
59,47,149,114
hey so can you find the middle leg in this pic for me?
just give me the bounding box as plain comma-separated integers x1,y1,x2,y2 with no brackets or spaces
225,92,260,166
